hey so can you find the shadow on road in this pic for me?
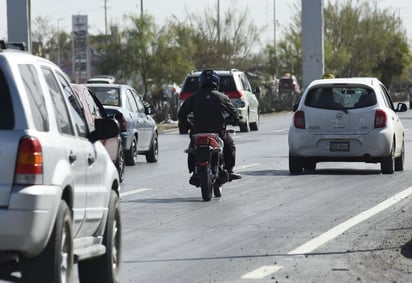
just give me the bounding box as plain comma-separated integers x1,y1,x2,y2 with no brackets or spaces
123,197,208,204
401,238,412,259
240,168,381,177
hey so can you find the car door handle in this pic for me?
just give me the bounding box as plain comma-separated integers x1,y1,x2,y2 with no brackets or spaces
69,152,77,164
88,154,96,165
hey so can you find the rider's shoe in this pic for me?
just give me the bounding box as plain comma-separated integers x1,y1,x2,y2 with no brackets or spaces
228,171,242,181
189,174,199,186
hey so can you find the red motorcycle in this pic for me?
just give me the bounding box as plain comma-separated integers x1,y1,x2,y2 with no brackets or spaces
185,132,229,201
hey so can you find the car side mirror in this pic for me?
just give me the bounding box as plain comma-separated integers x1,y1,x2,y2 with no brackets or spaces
396,102,407,112
145,105,156,115
292,104,299,112
89,118,119,142
253,87,261,95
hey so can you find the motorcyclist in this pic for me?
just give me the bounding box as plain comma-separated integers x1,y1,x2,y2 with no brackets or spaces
178,69,242,185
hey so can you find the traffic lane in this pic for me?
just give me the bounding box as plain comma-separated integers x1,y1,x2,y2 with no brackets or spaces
118,112,412,282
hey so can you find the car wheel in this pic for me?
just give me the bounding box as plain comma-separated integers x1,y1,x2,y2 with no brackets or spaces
239,114,250,132
78,190,121,283
249,112,259,131
115,146,125,182
145,134,159,163
125,136,138,166
381,142,395,174
22,201,73,283
303,159,316,171
289,154,303,174
395,141,405,171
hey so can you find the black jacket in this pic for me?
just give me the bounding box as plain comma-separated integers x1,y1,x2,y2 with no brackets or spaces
178,88,239,134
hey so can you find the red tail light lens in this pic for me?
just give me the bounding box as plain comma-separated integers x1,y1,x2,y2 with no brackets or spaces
225,90,243,99
179,92,193,100
14,136,43,185
293,111,305,129
116,115,127,132
374,109,387,128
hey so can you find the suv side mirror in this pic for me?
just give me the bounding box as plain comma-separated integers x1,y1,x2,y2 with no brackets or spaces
253,87,261,95
145,104,156,115
89,118,119,142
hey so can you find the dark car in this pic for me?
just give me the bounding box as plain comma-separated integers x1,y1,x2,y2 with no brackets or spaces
86,83,159,165
72,84,125,182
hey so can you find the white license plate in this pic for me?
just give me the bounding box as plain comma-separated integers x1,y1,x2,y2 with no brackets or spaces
330,141,350,152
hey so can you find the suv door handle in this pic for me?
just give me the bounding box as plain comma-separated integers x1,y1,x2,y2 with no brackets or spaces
69,151,77,163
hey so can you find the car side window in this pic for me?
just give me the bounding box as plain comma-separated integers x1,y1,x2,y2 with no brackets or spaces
131,90,145,113
126,89,138,112
41,67,74,135
55,73,88,138
380,84,395,110
19,64,49,131
240,74,252,92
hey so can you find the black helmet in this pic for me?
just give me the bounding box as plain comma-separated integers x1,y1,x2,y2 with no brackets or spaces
199,70,219,89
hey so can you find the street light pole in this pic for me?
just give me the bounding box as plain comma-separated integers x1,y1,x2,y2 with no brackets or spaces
57,17,64,66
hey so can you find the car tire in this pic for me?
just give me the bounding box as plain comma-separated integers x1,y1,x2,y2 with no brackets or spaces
395,141,405,171
125,136,138,166
115,146,125,182
249,112,259,131
289,154,303,174
146,134,159,163
381,142,395,174
239,115,250,132
78,190,121,283
303,159,316,171
22,201,73,283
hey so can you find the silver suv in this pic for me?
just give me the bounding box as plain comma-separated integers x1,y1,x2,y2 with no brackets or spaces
178,69,260,133
0,41,121,283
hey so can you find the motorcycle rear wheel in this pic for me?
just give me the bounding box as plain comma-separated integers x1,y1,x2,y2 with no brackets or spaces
199,167,212,201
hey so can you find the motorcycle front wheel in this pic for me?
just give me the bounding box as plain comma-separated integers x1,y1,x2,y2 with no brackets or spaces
199,167,213,201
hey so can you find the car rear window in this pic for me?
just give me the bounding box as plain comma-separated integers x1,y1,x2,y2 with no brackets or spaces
305,86,377,110
182,75,237,93
88,87,120,106
0,69,14,129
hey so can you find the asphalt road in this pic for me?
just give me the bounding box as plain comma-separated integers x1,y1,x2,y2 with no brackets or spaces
115,109,412,283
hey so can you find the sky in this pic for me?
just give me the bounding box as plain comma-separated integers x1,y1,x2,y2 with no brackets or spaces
1,0,412,46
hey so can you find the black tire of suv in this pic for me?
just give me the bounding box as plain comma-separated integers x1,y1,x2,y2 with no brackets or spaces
239,115,250,132
78,190,122,283
145,134,159,163
22,200,73,283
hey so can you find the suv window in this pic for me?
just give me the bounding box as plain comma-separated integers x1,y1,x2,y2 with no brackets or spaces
0,69,14,129
182,76,199,92
42,67,74,135
19,64,49,131
219,76,236,92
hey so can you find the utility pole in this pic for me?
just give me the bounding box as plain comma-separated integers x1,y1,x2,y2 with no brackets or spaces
273,0,277,77
104,0,108,37
140,0,143,17
217,0,220,43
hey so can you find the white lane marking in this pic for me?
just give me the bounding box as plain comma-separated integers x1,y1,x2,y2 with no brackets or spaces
288,186,412,255
120,188,151,197
273,128,289,133
241,266,282,279
235,163,260,171
241,186,412,279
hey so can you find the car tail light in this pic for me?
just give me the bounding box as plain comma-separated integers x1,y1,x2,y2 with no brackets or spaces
225,90,243,99
374,109,387,128
179,92,193,100
14,136,43,185
293,111,305,129
114,114,127,132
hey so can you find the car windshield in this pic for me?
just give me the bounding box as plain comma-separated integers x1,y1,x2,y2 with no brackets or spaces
304,86,377,110
88,87,120,106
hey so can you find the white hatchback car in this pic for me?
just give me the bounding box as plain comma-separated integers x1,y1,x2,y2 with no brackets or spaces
288,77,407,174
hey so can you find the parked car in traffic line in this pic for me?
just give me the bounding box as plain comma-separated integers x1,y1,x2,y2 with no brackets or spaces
288,77,407,174
72,83,125,182
0,40,121,282
86,83,159,165
178,69,260,133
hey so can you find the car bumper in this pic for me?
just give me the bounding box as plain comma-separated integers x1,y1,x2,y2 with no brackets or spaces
288,128,393,159
0,185,62,257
